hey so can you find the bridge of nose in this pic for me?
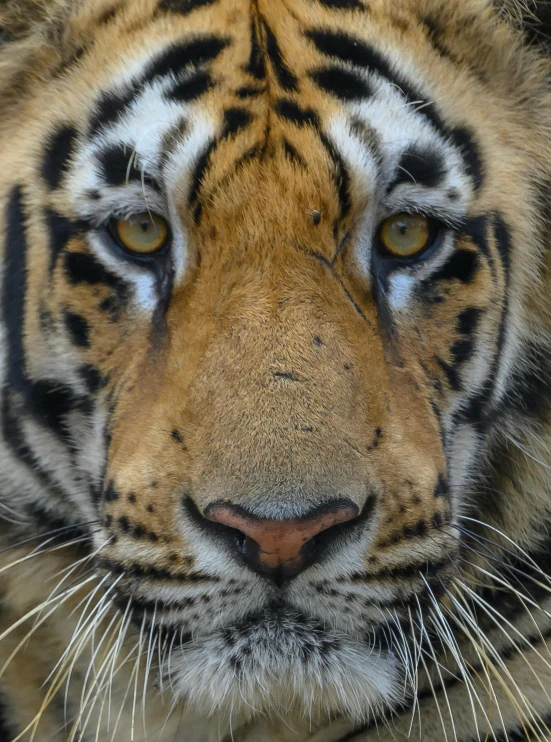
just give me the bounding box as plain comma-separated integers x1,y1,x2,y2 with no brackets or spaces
206,503,360,569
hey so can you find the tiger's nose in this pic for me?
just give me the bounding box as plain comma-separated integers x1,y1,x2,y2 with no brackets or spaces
204,500,359,581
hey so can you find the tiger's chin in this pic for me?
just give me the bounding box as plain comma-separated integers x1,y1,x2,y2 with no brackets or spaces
160,608,401,727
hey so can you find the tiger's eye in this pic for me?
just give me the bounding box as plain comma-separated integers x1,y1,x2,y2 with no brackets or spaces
379,213,432,258
113,213,169,254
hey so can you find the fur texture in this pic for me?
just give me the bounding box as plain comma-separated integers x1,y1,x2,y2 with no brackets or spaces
0,0,551,740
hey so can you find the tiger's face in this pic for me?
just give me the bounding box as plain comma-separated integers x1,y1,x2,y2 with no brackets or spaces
2,0,549,730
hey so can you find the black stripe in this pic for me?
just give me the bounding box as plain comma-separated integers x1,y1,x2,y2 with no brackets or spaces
448,127,484,193
141,36,229,87
436,356,462,391
89,37,227,136
64,252,127,294
28,380,91,438
434,474,449,499
0,191,80,496
306,28,484,191
89,88,136,136
457,307,482,337
450,337,474,367
456,379,495,428
319,131,352,219
464,215,495,280
475,558,551,627
275,99,319,127
98,294,122,320
169,70,213,102
446,308,481,391
350,559,450,582
79,365,104,394
387,148,446,191
421,15,457,61
157,0,217,14
245,18,266,80
315,0,366,8
458,309,483,341
41,124,78,190
2,187,29,395
222,107,253,138
283,139,306,167
236,85,265,98
64,312,90,348
45,209,84,272
307,28,386,68
97,145,160,190
187,139,217,219
126,594,198,613
0,29,15,46
24,502,90,541
100,558,216,583
502,341,551,421
0,215,85,458
1,393,71,504
262,20,298,91
310,66,372,101
431,249,479,284
305,28,446,135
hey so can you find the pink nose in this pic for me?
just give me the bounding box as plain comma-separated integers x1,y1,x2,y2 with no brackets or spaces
205,501,359,577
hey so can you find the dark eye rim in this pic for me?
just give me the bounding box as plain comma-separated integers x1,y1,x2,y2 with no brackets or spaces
104,215,172,262
376,213,444,265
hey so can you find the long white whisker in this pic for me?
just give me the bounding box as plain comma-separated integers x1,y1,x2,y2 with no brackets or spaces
447,583,542,738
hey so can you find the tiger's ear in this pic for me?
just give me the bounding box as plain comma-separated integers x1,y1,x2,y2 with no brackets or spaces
498,1,551,51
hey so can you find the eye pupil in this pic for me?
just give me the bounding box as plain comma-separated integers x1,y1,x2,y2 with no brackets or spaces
110,213,169,255
379,213,434,259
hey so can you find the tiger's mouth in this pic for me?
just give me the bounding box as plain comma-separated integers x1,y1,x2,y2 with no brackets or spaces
153,601,403,723
101,515,458,724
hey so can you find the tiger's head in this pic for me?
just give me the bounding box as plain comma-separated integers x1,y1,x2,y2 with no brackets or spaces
1,0,551,733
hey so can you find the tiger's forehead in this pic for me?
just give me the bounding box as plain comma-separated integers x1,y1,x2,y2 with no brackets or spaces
62,0,482,255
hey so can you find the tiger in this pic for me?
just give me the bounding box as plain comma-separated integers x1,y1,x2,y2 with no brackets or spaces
1,0,551,740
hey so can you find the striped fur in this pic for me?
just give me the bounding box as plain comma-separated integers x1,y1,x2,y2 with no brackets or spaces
0,0,551,739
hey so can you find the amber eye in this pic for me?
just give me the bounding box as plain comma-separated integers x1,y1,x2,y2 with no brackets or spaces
110,213,169,255
379,213,434,258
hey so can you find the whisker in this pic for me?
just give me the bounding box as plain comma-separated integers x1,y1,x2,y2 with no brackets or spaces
456,579,551,700
131,613,147,742
445,582,544,738
7,576,100,742
415,597,458,742
0,521,99,557
69,600,121,742
406,607,423,738
109,635,141,742
460,517,547,573
142,602,158,738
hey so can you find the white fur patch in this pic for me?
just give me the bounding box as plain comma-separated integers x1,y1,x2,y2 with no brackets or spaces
164,612,401,726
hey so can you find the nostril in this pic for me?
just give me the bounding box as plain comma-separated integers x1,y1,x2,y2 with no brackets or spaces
233,530,246,551
203,498,362,579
